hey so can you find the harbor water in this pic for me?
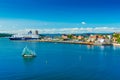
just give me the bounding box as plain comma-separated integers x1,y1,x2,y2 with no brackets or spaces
0,38,120,80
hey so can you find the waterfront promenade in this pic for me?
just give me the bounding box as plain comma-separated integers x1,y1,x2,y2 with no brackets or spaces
25,39,113,46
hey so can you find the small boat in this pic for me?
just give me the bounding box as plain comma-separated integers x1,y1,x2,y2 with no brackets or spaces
22,46,36,57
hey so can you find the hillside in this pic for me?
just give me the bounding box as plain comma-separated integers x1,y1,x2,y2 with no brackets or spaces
0,33,12,37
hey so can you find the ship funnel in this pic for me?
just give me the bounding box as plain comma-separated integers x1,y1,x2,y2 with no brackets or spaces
35,30,39,35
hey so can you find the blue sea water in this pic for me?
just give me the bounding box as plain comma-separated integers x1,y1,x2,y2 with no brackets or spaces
0,38,120,80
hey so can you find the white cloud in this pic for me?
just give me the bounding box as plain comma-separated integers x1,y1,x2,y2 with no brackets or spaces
0,25,2,27
0,19,119,34
81,22,86,25
1,27,120,34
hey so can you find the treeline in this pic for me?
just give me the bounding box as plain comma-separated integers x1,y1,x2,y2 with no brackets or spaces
0,33,12,37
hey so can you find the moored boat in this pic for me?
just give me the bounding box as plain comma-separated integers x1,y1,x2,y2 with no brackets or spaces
9,30,39,40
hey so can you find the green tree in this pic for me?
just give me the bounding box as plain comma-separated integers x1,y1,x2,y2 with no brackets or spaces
67,34,73,39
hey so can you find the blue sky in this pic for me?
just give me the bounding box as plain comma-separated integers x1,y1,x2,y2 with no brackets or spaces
0,0,120,33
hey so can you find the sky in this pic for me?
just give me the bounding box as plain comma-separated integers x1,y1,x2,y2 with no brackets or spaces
0,0,120,33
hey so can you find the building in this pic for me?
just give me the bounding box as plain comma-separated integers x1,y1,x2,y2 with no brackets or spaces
61,34,68,40
77,36,84,40
72,35,77,39
88,35,97,42
112,37,117,43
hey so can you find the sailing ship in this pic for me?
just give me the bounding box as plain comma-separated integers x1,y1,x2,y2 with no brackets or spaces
22,46,36,57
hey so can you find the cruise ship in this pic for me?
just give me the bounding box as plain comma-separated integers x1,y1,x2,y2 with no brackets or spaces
9,30,40,40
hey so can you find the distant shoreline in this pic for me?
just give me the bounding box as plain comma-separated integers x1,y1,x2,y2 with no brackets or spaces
20,39,113,46
7,32,120,46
